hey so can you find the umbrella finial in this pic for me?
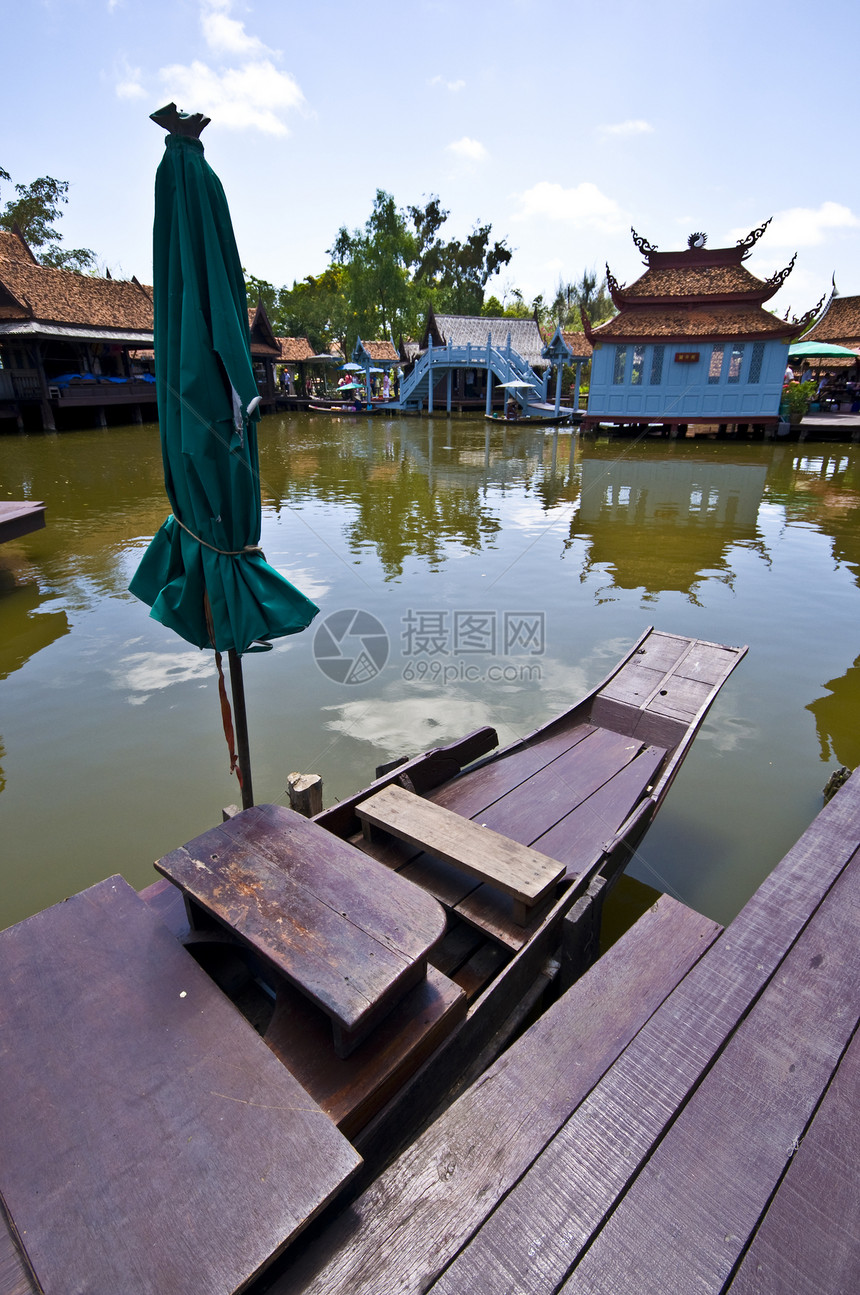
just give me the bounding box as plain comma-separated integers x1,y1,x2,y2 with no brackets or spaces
150,102,211,139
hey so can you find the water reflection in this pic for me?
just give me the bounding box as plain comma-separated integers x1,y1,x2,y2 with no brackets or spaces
2,416,860,931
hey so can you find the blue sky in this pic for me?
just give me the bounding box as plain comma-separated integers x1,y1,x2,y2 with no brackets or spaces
4,0,859,324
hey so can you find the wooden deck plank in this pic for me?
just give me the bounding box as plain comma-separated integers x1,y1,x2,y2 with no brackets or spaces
728,1023,860,1294
357,785,565,907
0,1206,38,1295
557,854,860,1295
0,502,45,546
426,779,860,1295
0,877,361,1295
156,804,446,1037
269,896,722,1295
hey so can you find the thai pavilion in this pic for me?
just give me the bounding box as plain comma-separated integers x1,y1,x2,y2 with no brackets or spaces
581,222,822,436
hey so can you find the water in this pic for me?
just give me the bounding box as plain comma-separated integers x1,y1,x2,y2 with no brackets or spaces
1,415,858,931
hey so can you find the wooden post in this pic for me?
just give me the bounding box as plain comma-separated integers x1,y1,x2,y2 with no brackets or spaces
287,772,323,817
554,364,563,417
228,648,254,810
446,368,452,413
427,338,434,414
486,333,493,416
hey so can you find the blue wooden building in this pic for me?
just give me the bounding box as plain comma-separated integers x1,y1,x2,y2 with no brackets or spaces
581,223,822,436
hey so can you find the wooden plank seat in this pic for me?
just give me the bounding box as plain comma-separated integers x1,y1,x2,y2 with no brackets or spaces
356,784,566,925
0,876,361,1295
155,802,447,1057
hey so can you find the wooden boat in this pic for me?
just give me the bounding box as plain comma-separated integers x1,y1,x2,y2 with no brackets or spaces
308,401,373,415
0,627,744,1295
142,627,745,1164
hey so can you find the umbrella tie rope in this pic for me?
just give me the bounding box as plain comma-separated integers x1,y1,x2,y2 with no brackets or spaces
173,515,263,556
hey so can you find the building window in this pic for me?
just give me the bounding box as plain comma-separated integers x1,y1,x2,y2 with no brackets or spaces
613,346,627,384
748,342,765,383
708,344,725,384
728,342,745,383
650,345,664,385
631,346,645,385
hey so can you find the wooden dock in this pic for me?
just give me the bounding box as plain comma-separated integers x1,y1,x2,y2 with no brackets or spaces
268,770,860,1295
0,502,45,546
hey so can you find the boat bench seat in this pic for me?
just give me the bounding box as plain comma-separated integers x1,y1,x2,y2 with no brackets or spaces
356,784,566,925
155,803,447,1057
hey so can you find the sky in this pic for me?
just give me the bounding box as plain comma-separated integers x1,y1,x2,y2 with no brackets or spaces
3,0,860,326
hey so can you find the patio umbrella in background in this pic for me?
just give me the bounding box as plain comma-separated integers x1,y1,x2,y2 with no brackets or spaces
788,341,859,360
130,105,319,808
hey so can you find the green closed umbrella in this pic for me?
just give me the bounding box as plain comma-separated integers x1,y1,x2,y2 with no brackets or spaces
130,104,319,806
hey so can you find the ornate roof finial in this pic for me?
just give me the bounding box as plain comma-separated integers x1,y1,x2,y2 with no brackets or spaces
150,102,211,139
831,271,839,297
736,217,772,259
788,291,827,334
630,227,658,263
764,253,797,295
687,231,707,250
605,263,623,299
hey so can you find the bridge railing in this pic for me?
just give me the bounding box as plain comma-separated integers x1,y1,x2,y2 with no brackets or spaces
397,338,545,409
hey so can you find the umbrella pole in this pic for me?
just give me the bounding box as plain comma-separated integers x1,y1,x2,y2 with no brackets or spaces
228,649,254,809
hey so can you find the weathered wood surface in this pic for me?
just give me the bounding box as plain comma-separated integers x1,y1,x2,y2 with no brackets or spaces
315,727,500,838
427,778,860,1295
0,877,361,1295
155,803,446,1041
728,1020,860,1294
269,895,721,1295
264,967,467,1140
0,502,45,545
0,1207,37,1295
357,785,565,910
539,853,860,1295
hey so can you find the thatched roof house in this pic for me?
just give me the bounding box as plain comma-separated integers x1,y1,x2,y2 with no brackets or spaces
421,308,548,369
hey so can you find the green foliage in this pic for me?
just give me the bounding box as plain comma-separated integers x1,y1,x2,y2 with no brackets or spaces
277,266,350,355
783,380,816,423
548,269,614,331
0,169,95,273
244,274,279,318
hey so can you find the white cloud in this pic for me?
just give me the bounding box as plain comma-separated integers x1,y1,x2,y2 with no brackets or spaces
201,0,271,58
514,180,629,232
115,61,146,100
599,119,654,137
159,59,304,135
429,74,466,92
447,136,488,162
111,651,214,705
733,202,860,247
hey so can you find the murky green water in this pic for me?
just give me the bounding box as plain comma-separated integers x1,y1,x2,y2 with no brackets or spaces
2,414,858,931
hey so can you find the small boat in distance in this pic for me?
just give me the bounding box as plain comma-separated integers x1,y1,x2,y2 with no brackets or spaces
484,408,577,427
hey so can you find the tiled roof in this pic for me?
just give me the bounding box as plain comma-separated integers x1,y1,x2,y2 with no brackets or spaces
358,339,399,363
561,330,593,358
429,314,547,367
0,253,152,330
803,294,860,344
592,304,795,340
276,336,315,363
622,263,765,299
0,230,38,265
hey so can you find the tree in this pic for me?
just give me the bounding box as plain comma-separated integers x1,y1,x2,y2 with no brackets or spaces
276,266,351,356
244,273,278,319
409,195,512,315
0,169,96,273
331,191,419,350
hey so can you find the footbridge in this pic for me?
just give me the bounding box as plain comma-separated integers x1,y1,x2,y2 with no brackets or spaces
392,335,548,414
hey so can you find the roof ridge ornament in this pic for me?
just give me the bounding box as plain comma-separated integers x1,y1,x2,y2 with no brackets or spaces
150,102,211,139
787,291,827,334
765,253,797,295
687,232,707,249
605,263,624,298
630,227,657,263
736,217,772,259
